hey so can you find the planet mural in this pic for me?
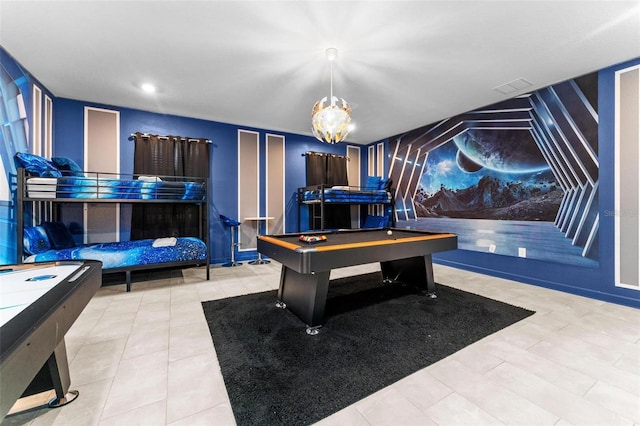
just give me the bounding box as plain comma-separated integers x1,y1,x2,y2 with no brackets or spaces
453,129,549,173
455,149,483,173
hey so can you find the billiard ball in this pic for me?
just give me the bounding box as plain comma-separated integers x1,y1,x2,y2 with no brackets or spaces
386,230,393,236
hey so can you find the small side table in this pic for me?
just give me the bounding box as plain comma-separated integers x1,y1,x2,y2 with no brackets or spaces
244,216,274,265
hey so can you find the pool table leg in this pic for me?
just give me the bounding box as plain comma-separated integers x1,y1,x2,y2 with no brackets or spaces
380,254,437,298
276,265,331,331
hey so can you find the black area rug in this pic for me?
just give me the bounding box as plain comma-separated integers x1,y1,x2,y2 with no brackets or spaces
202,272,534,426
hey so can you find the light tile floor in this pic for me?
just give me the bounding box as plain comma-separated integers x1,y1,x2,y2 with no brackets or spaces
3,262,639,425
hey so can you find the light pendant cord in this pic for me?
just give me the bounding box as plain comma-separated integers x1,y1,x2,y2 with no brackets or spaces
330,61,334,105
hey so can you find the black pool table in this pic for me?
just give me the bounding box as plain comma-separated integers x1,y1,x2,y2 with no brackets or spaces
257,228,457,333
0,260,102,420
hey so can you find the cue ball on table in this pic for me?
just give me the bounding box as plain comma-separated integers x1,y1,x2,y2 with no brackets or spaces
387,230,393,236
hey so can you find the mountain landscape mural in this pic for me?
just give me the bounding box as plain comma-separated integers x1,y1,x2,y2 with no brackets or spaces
415,136,561,221
415,175,563,221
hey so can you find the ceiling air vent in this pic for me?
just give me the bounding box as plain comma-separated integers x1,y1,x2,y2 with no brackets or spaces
494,78,533,94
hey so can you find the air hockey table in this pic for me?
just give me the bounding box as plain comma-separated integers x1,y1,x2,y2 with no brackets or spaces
0,260,102,420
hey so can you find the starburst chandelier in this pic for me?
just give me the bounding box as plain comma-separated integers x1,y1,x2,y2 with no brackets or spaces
311,48,352,144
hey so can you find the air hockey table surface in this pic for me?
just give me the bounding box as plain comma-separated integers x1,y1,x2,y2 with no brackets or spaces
0,260,102,420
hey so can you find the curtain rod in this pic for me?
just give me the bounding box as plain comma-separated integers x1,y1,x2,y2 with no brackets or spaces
130,133,211,143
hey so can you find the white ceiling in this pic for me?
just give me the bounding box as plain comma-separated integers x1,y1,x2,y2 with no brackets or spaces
1,1,639,145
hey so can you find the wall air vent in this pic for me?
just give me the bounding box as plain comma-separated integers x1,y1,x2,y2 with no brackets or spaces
494,78,533,94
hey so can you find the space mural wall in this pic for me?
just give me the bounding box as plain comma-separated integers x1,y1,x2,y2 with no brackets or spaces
0,47,33,264
389,73,599,268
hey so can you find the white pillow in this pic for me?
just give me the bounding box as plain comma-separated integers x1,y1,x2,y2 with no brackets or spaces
152,237,177,247
138,175,162,182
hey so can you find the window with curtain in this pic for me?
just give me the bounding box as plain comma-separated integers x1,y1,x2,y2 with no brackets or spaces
131,132,210,240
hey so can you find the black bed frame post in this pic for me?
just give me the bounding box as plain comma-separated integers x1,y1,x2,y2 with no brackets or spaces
389,186,396,227
16,168,25,264
320,184,326,231
297,187,301,232
204,177,210,281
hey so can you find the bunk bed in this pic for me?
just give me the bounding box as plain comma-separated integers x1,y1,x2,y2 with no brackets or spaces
297,176,394,231
14,154,210,291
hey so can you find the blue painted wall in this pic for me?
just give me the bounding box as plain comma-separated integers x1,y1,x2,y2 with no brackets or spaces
2,44,638,308
53,97,351,264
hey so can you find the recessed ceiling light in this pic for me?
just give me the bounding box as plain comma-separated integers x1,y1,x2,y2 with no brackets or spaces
141,83,156,93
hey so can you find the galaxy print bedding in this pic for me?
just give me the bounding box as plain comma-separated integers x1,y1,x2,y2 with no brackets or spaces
27,176,206,200
15,153,206,201
25,237,207,270
300,187,392,204
299,177,393,204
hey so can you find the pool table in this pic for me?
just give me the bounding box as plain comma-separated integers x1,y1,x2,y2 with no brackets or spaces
0,260,102,420
257,228,457,333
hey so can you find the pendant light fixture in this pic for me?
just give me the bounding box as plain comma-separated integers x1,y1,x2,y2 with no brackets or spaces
311,48,352,144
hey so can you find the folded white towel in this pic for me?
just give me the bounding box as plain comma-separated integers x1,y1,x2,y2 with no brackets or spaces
152,237,177,247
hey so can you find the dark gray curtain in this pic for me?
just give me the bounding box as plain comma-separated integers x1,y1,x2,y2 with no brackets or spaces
326,155,348,186
305,153,327,185
305,152,350,229
131,133,210,240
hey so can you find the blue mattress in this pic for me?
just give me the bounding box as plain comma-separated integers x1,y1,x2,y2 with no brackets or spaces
17,154,205,201
25,237,207,270
301,188,392,204
26,176,206,201
55,177,206,200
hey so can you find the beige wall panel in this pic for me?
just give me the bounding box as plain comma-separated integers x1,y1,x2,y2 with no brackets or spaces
31,85,42,155
266,134,285,235
347,145,361,228
377,142,386,215
85,107,120,243
44,95,53,158
368,145,375,176
238,130,260,250
367,145,376,215
616,66,640,289
377,143,384,177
